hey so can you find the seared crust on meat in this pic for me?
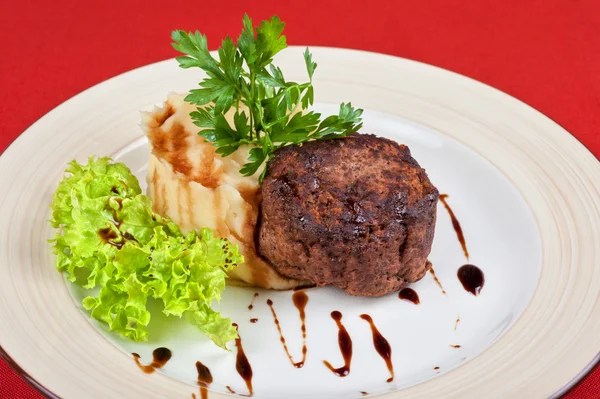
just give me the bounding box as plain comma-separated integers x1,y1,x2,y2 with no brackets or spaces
257,133,438,296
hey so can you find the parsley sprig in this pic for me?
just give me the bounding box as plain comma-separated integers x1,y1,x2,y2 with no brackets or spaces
171,15,363,182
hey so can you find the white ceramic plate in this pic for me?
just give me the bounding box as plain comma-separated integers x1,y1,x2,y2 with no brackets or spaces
0,47,599,399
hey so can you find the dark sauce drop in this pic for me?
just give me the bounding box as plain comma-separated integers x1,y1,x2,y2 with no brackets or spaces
360,314,394,383
266,291,309,368
123,231,138,242
361,392,369,396
98,227,125,249
450,344,461,349
196,361,213,399
98,227,118,241
429,266,447,295
226,386,236,394
454,315,461,331
250,318,258,323
232,323,253,396
457,264,485,295
248,292,259,310
107,239,124,249
398,288,420,305
439,194,469,260
132,347,172,374
434,366,440,370
323,311,353,377
98,199,129,249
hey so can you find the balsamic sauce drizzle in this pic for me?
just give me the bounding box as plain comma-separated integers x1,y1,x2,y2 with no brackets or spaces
248,292,259,310
429,267,447,295
266,291,309,368
226,386,236,394
360,314,394,382
132,347,172,374
98,197,128,249
323,311,353,377
232,323,253,396
196,361,213,399
439,194,469,260
98,227,124,249
398,288,420,304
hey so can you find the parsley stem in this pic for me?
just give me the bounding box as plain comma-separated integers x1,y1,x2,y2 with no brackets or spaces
249,72,256,141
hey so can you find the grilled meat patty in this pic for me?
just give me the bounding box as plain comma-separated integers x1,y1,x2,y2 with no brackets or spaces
257,133,439,296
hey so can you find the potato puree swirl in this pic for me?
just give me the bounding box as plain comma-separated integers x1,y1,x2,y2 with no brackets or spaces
143,93,307,289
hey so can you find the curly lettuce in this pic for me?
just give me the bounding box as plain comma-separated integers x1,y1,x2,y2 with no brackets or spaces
49,157,241,349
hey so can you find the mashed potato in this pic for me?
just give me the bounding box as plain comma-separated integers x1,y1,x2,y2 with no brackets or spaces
142,93,307,290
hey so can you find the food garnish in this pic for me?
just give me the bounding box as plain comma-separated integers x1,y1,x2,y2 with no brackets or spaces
49,157,242,348
172,14,364,182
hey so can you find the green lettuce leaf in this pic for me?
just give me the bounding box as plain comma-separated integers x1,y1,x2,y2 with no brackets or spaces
50,157,241,348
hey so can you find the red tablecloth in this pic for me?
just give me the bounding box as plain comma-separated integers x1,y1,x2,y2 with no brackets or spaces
1,1,599,398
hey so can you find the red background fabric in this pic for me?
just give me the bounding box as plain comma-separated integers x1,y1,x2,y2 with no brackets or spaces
1,0,598,397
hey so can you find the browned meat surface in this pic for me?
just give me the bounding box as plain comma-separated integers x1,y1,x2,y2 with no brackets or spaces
257,133,438,296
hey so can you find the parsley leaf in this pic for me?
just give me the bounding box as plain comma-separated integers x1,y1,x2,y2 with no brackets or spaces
303,47,317,81
172,15,363,183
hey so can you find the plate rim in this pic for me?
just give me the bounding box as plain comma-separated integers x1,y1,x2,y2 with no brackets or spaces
1,46,599,399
